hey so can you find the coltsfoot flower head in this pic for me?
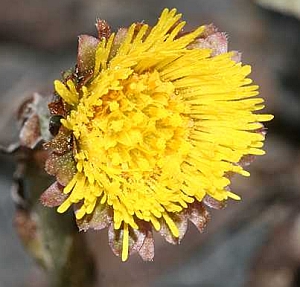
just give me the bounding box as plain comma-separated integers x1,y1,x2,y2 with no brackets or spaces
42,8,273,261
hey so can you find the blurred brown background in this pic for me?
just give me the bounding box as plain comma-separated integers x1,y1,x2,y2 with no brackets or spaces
0,0,299,286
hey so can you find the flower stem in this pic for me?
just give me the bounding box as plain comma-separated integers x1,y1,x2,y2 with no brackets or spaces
13,148,96,287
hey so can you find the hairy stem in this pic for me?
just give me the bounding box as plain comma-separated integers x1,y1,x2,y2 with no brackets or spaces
13,148,96,287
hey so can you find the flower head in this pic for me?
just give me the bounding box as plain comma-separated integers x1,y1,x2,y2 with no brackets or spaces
42,8,273,261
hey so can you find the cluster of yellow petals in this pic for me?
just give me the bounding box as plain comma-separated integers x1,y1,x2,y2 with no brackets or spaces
54,8,273,261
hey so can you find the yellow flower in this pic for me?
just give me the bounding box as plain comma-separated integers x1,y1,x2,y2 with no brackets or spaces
50,8,273,261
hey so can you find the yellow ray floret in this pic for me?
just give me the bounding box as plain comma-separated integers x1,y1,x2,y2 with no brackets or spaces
54,8,273,261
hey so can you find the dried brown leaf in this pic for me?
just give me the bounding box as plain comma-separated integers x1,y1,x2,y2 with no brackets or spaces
77,35,99,74
159,212,188,244
95,19,111,40
44,128,72,154
200,24,219,38
187,202,210,233
19,114,42,149
189,32,228,56
45,151,76,186
77,203,112,232
108,223,148,258
138,230,154,261
110,28,128,58
203,195,227,210
40,181,67,207
48,99,66,117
